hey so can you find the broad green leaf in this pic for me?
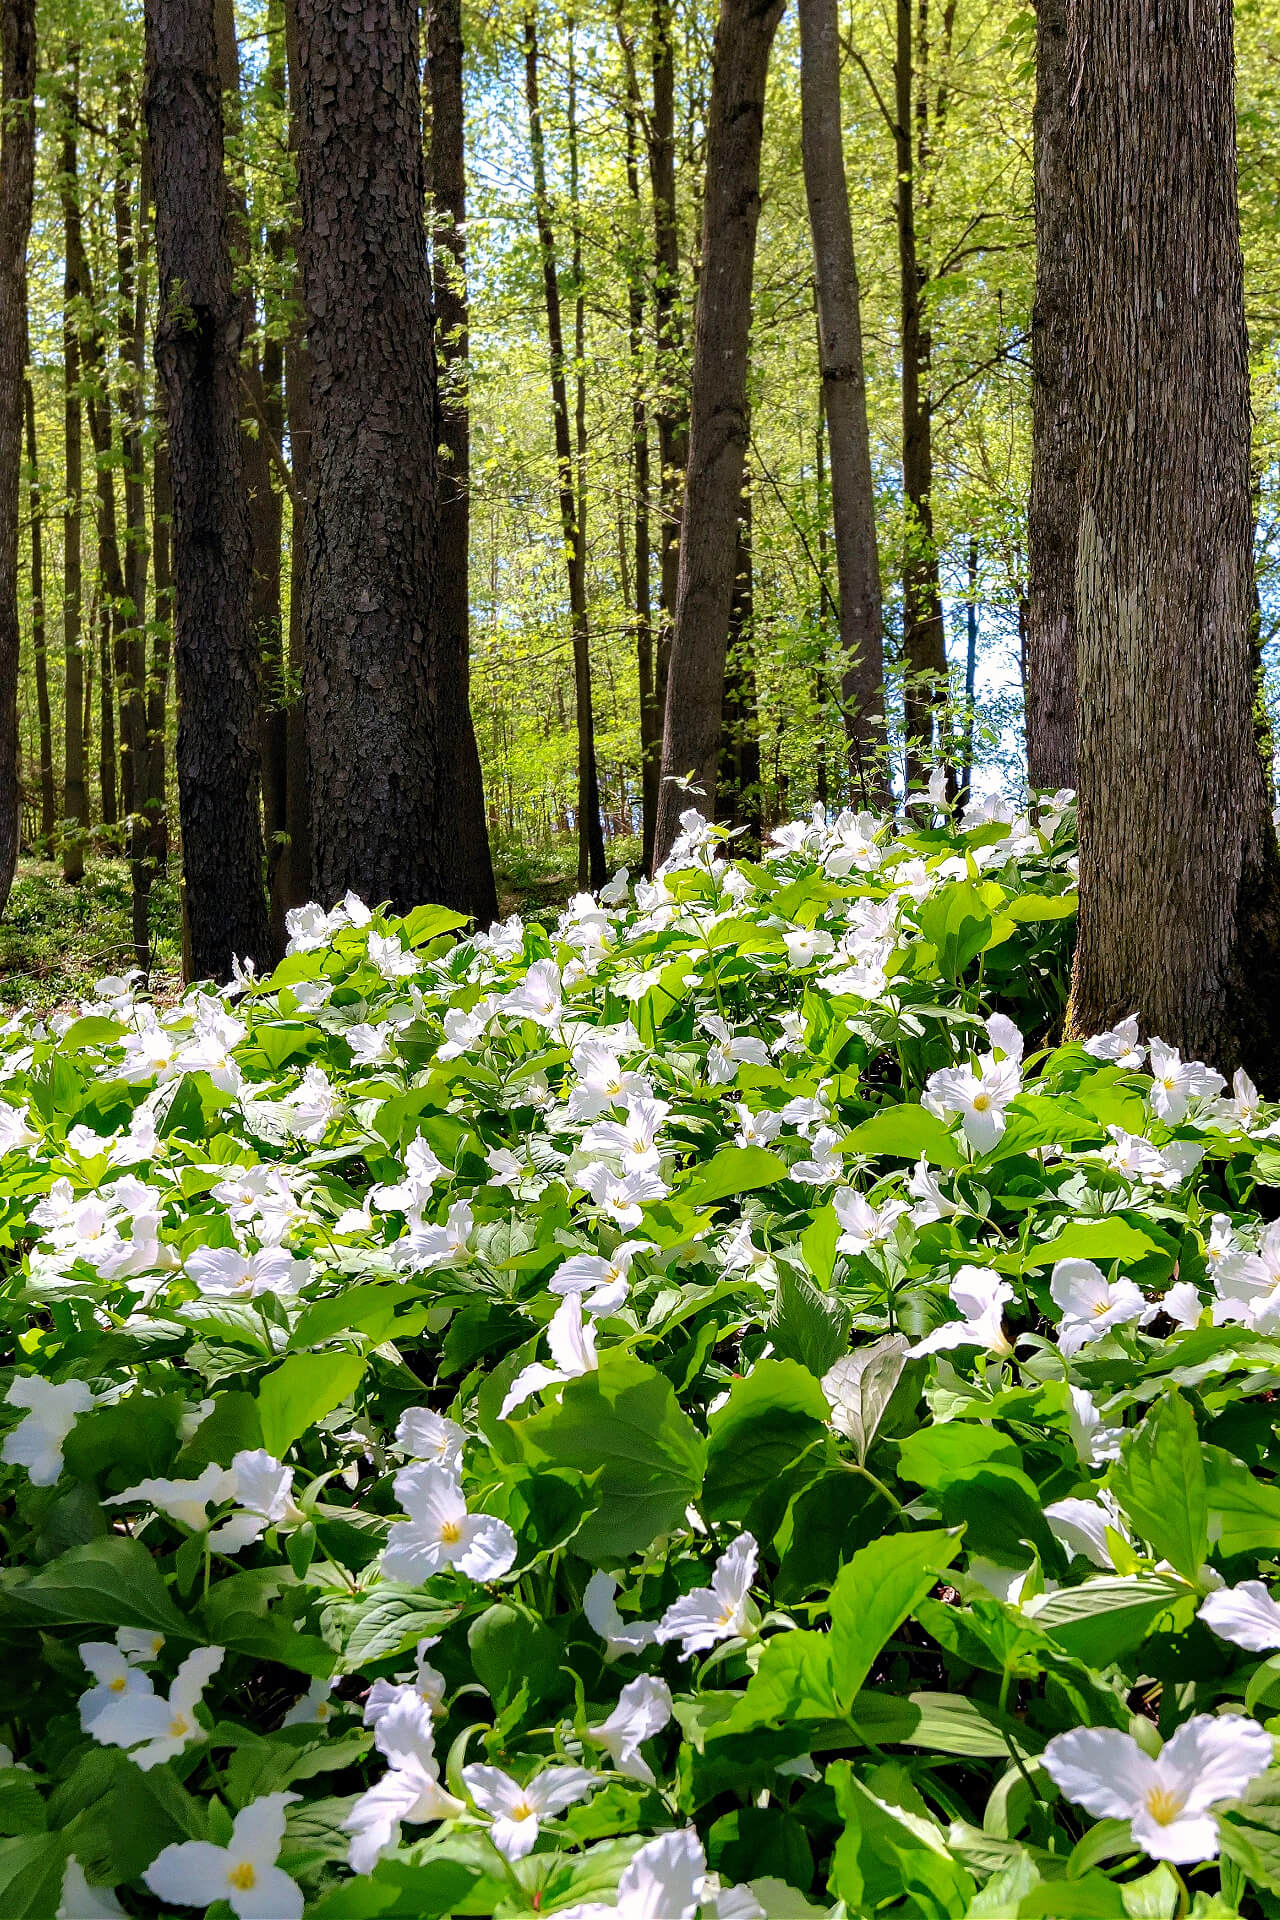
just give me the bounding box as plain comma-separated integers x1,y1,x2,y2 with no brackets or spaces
513,1349,705,1561
468,1601,562,1715
917,881,992,981
843,1104,964,1168
830,1761,975,1918
1024,1218,1171,1269
703,1359,831,1523
679,1145,786,1206
1109,1391,1207,1578
1204,1445,1280,1555
0,1834,68,1917
401,903,471,947
327,1588,461,1671
823,1334,914,1465
1,1535,192,1639
1032,1575,1188,1663
769,1267,851,1377
257,1350,367,1458
828,1529,962,1709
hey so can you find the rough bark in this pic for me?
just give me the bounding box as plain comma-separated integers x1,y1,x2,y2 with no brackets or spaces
275,0,311,918
0,0,35,912
523,5,605,891
1024,0,1076,793
717,472,761,848
144,0,272,977
798,0,886,807
645,0,687,869
23,378,54,845
1066,0,1280,1082
61,70,87,885
144,388,171,871
115,81,152,961
653,0,784,863
294,0,495,920
895,0,948,791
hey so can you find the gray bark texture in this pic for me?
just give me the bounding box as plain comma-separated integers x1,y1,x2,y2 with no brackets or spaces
144,0,272,978
653,0,784,864
295,0,495,922
0,0,35,913
1066,0,1280,1082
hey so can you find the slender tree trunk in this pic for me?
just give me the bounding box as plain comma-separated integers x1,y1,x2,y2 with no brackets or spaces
61,70,87,885
646,0,686,869
616,11,657,859
1067,0,1280,1081
144,0,272,977
426,0,496,921
653,0,784,862
118,104,152,962
144,387,171,872
0,0,35,911
276,0,311,916
295,0,495,918
98,590,117,826
798,0,886,807
895,0,947,790
717,471,761,849
1024,0,1076,794
23,379,54,846
524,4,604,890
962,534,977,796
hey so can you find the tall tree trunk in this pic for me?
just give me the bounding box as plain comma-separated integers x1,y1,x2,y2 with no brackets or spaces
0,0,35,912
276,0,311,918
895,0,947,791
295,0,495,918
118,96,153,961
61,68,88,886
524,4,604,891
1024,0,1076,794
426,0,496,921
798,0,886,807
653,0,784,863
645,0,686,870
144,387,171,872
98,590,117,826
717,471,761,849
23,379,54,846
144,0,272,977
616,10,657,861
961,534,977,796
1067,0,1280,1080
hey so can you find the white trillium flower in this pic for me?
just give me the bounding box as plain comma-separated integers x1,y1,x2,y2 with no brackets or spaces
364,1638,448,1725
1050,1258,1154,1356
1147,1037,1225,1125
1199,1581,1280,1652
78,1637,157,1731
579,1162,668,1227
585,1674,673,1783
57,1857,124,1919
501,1294,599,1418
461,1762,597,1861
656,1532,758,1658
908,1155,959,1224
209,1450,299,1551
549,1240,649,1316
833,1188,908,1257
583,1570,662,1660
732,1104,783,1149
1083,1013,1146,1070
582,1095,671,1173
557,1828,707,1920
90,1645,225,1770
924,1052,1021,1151
789,1126,845,1185
910,1266,1014,1357
1045,1494,1128,1570
382,1463,517,1583
394,1407,465,1468
1042,1716,1273,1864
344,1694,464,1873
395,1198,474,1271
3,1376,96,1485
1067,1386,1124,1466
282,1676,340,1727
506,958,564,1026
186,1244,311,1301
701,1015,770,1085
145,1791,302,1920
1161,1280,1204,1330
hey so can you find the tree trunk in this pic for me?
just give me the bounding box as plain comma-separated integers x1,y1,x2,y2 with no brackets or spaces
798,0,886,807
653,0,784,863
616,10,657,860
895,0,947,791
144,0,272,977
717,471,761,849
1066,0,1280,1081
119,108,153,962
645,0,686,870
1024,0,1076,794
98,591,117,826
426,0,496,923
23,379,54,846
61,69,88,886
144,388,171,872
295,0,495,919
961,534,977,796
524,4,604,891
0,0,35,912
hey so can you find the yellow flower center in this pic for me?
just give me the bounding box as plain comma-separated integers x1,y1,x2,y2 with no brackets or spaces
228,1862,257,1892
1092,1298,1112,1317
109,1676,127,1693
1145,1784,1185,1826
972,1093,990,1112
512,1800,535,1821
439,1519,462,1545
1161,1077,1176,1092
168,1714,190,1738
316,1703,330,1720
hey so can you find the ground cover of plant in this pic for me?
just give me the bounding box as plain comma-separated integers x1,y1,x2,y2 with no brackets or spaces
9,794,1280,1916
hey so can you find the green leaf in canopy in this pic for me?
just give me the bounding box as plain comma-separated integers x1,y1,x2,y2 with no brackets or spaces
257,1350,367,1459
1109,1391,1208,1578
679,1145,786,1206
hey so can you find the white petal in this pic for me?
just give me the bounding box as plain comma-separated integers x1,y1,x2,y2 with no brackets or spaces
1042,1726,1151,1821
1161,1714,1275,1814
1200,1582,1280,1653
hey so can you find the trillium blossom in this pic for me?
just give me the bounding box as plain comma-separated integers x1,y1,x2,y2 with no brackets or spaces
924,1051,1021,1151
186,1244,311,1301
364,1638,447,1725
500,1293,598,1417
585,1674,673,1783
1067,1386,1124,1466
395,1198,473,1271
145,1791,302,1920
1083,1013,1146,1070
78,1635,158,1731
565,1040,650,1120
506,958,564,1026
833,1187,908,1257
1199,1581,1280,1651
209,1450,298,1551
461,1762,597,1861
701,1015,770,1085
1211,1220,1280,1331
579,1161,668,1227
656,1533,758,1657
1050,1258,1154,1356
582,1094,671,1173
789,1126,845,1185
57,1857,124,1918
583,1571,662,1659
344,1695,464,1874
1042,1715,1273,1863
1045,1494,1127,1570
394,1407,465,1468
90,1645,224,1770
732,1104,782,1149
2,1375,96,1485
910,1266,1014,1357
1161,1280,1204,1330
908,1156,960,1224
549,1240,649,1315
556,1829,706,1920
282,1677,339,1727
1148,1037,1225,1124
0,1101,36,1154
382,1462,517,1583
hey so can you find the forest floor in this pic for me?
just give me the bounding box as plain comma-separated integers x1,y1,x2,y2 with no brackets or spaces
0,834,642,1012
